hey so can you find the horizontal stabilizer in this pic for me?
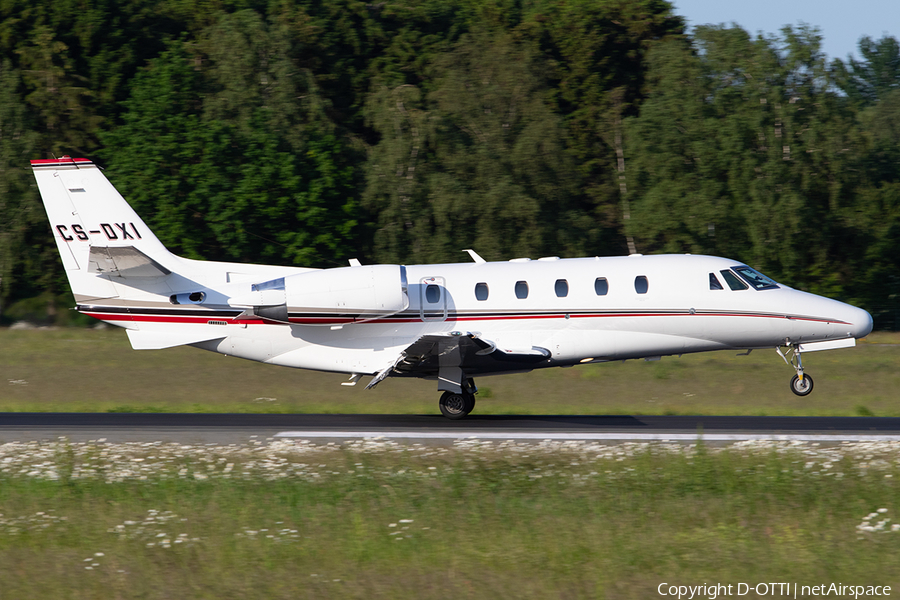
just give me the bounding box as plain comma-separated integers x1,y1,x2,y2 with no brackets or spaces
88,246,171,278
126,329,226,350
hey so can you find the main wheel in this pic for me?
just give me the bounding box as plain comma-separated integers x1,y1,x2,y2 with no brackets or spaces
790,374,814,396
439,391,472,420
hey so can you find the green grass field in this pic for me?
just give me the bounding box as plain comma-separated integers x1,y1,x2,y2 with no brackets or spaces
1,327,898,416
4,328,900,597
1,439,899,598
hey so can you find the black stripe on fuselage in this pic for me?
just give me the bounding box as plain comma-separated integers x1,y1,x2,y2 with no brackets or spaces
76,304,848,325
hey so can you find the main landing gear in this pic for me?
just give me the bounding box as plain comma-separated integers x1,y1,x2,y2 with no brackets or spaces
777,344,815,397
438,377,477,419
439,390,476,419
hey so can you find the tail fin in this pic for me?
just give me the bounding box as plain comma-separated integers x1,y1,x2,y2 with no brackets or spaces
31,156,175,302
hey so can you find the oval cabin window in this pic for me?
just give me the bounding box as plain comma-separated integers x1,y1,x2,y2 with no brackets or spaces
634,276,649,294
594,278,608,296
425,284,441,303
515,281,529,299
555,279,569,298
474,282,489,301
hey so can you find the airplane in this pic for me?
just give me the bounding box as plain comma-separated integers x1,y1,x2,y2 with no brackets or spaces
32,156,874,419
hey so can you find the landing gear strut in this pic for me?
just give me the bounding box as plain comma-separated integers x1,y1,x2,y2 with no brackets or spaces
438,377,477,419
777,344,814,396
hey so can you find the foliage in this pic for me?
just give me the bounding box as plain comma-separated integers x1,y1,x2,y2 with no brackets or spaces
1,441,899,598
0,1,898,327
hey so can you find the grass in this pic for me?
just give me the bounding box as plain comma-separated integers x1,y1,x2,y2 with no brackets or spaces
2,327,899,416
1,439,899,598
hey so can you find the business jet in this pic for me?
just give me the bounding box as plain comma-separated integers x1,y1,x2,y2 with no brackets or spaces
32,156,873,418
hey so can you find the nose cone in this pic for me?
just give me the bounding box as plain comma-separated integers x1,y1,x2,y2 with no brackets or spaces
849,305,874,339
790,290,874,340
832,299,873,339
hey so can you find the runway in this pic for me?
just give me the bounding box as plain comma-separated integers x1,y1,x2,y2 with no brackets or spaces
2,413,900,444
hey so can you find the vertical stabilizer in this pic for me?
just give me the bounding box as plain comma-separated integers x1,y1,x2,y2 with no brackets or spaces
31,156,175,302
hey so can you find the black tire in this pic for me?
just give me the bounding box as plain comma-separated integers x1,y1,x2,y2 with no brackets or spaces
790,374,814,396
439,391,472,419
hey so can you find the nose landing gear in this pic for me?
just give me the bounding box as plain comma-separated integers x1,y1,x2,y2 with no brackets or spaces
777,344,814,396
790,373,814,396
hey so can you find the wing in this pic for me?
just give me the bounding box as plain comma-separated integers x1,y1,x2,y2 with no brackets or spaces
366,332,550,392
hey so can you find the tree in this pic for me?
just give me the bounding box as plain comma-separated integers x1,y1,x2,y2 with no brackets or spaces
626,25,864,296
101,18,360,268
834,35,900,106
524,0,685,255
0,61,42,318
15,25,100,156
363,28,577,264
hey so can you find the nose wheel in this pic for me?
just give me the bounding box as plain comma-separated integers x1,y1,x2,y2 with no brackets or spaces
777,344,815,396
790,373,814,396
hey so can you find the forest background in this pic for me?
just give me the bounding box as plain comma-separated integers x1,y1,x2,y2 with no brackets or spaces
0,0,898,328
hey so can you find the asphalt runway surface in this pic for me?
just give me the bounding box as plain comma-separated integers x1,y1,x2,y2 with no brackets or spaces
2,413,900,444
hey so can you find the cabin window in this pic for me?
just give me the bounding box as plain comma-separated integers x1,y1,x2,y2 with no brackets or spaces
733,266,780,290
515,281,529,299
594,277,609,296
720,270,748,291
634,276,649,294
474,282,489,301
709,273,724,290
425,284,441,303
555,279,569,298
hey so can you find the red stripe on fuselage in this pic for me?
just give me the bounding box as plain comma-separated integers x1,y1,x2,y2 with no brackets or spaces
82,312,269,326
82,309,849,327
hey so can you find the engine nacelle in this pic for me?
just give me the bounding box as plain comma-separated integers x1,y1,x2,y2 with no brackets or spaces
228,264,409,325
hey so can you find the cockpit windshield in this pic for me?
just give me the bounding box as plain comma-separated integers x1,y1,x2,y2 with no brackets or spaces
732,266,779,290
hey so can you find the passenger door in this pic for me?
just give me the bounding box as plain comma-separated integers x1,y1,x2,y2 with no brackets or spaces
419,276,448,322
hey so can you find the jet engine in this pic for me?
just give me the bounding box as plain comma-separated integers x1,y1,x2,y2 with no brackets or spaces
228,264,409,324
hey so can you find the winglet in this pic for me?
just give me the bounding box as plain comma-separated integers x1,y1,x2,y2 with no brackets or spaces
463,249,486,264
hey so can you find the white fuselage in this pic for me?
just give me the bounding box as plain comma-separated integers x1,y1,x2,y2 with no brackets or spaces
29,157,872,390
79,253,872,378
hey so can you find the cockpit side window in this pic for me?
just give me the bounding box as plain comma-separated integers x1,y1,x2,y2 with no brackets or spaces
733,266,780,290
720,270,748,291
709,273,723,290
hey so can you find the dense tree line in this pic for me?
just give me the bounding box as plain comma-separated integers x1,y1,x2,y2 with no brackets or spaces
0,0,898,328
